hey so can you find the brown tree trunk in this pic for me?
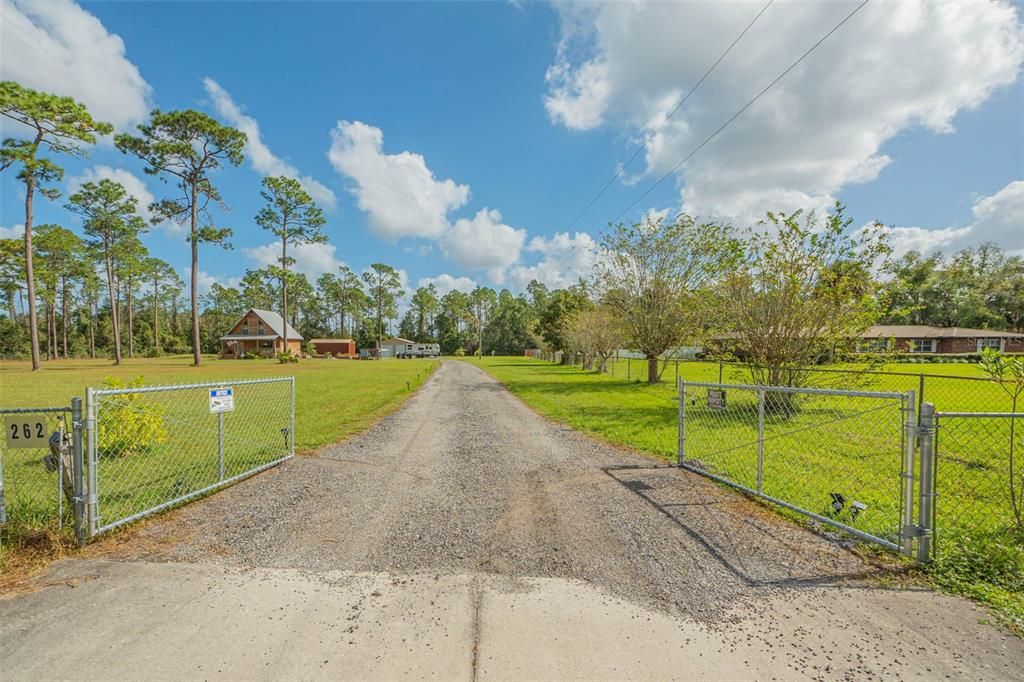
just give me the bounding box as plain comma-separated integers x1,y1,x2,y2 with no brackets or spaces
105,241,122,364
647,356,659,384
88,299,96,359
61,275,69,358
153,275,161,354
190,183,201,366
281,236,288,355
24,166,41,370
50,302,57,359
45,301,54,360
127,276,134,359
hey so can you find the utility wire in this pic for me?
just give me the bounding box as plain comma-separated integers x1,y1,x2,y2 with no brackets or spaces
564,0,775,232
552,0,869,272
612,0,871,223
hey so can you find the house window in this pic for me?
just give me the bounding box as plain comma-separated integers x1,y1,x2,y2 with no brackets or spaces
241,322,249,335
910,338,935,353
976,338,1003,352
858,338,888,352
258,321,265,335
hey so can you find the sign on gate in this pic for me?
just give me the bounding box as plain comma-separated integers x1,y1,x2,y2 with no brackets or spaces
4,414,49,448
706,389,726,410
209,388,235,413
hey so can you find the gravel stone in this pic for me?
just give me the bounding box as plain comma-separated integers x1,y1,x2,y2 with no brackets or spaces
111,360,872,624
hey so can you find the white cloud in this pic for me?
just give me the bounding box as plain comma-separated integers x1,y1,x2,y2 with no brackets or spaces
509,231,598,290
417,273,478,297
440,208,526,283
0,0,152,130
243,240,347,280
203,78,337,210
66,166,188,235
0,224,25,239
328,120,470,241
884,180,1024,257
545,1,1024,224
185,269,242,297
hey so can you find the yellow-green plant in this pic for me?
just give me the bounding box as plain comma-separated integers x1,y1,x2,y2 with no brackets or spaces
97,376,169,457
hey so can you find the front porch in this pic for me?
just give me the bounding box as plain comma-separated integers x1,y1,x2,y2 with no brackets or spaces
219,336,281,359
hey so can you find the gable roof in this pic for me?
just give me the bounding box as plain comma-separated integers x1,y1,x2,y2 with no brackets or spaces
251,309,302,340
220,308,302,341
381,337,416,345
863,325,1024,339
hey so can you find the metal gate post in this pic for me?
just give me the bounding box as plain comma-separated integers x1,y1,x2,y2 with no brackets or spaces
71,397,86,546
217,412,225,481
677,379,686,466
900,390,917,556
916,403,936,562
0,435,5,526
757,389,766,494
86,388,99,538
289,376,296,457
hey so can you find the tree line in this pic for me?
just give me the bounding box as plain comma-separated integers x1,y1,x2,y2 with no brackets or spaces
3,80,1020,375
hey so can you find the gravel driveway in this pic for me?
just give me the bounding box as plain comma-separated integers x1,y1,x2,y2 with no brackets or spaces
8,360,1023,680
115,360,869,615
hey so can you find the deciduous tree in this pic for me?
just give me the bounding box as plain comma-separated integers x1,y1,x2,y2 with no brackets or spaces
719,204,890,389
597,215,738,384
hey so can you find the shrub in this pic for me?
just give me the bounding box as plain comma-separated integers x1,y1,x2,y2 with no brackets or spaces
454,347,466,357
96,376,169,457
277,351,299,364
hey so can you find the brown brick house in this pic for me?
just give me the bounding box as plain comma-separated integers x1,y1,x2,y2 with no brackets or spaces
858,325,1024,354
219,308,302,358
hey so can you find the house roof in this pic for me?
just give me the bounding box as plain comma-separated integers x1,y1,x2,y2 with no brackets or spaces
221,334,281,341
863,325,1024,339
309,338,356,344
381,337,416,345
219,308,302,341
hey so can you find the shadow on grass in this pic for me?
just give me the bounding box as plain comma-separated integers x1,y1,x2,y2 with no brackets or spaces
602,464,910,590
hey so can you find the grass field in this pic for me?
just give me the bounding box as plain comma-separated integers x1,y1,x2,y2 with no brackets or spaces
467,356,1023,633
1,355,438,546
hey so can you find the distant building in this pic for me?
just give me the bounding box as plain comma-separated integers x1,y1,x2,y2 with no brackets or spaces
379,337,415,358
219,308,302,358
857,325,1024,354
310,339,357,358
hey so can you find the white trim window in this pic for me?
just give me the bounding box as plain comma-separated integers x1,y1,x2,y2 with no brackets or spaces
976,338,1004,352
910,338,936,353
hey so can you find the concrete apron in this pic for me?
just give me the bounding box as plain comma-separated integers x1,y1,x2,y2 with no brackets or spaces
0,559,1018,681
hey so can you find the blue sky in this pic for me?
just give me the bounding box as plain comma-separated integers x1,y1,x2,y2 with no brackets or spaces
2,0,1022,300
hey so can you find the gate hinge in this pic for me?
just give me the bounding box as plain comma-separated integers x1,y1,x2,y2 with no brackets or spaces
903,524,931,538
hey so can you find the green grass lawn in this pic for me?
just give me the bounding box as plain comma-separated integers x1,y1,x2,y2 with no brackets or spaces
468,356,1023,634
1,355,438,543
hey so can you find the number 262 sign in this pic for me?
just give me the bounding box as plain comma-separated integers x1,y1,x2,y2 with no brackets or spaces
5,415,49,448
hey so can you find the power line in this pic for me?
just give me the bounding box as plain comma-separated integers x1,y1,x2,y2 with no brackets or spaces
564,0,775,232
552,0,870,273
612,0,871,223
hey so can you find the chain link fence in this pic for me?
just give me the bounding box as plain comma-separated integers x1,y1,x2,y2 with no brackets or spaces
0,406,81,545
932,412,1023,561
86,377,295,535
583,356,1016,418
679,381,914,552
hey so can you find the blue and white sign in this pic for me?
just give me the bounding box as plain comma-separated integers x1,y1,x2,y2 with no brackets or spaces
209,387,235,414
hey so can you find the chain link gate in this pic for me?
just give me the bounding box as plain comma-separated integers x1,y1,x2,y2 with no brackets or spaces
85,377,295,535
0,402,86,545
678,380,925,554
928,409,1023,562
